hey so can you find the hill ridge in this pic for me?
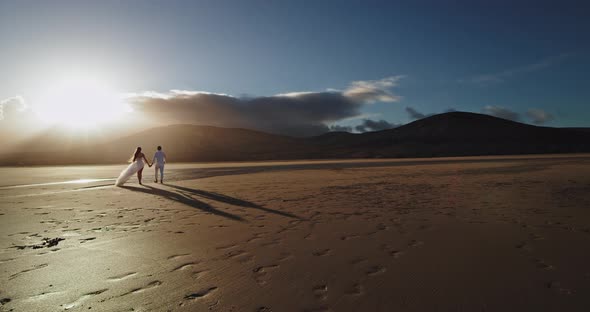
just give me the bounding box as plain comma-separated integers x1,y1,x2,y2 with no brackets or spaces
1,112,589,165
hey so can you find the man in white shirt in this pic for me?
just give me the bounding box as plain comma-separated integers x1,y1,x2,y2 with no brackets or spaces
152,146,167,183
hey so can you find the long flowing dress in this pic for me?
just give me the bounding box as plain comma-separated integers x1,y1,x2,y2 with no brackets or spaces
115,158,145,186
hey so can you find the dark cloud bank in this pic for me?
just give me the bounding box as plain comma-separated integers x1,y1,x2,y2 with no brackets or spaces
355,119,400,132
482,105,553,125
525,109,554,125
405,107,433,120
127,77,404,137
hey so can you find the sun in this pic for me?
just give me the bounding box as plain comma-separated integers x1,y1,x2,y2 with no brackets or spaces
34,75,130,129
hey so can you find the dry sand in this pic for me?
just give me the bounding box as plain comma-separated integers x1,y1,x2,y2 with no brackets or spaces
2,155,590,311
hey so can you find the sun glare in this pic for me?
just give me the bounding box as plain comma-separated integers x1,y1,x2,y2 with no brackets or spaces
34,76,130,129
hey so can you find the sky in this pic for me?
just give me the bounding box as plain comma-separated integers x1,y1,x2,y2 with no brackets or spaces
0,0,589,137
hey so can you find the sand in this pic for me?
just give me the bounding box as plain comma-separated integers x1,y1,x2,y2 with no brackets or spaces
2,155,590,311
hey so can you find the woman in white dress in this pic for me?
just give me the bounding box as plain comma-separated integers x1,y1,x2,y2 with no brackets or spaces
115,147,152,186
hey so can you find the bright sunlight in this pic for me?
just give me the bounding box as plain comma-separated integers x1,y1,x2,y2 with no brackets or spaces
34,75,129,128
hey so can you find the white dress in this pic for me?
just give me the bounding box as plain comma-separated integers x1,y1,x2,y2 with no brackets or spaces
115,157,145,186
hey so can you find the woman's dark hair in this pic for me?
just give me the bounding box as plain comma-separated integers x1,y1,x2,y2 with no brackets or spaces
129,147,142,162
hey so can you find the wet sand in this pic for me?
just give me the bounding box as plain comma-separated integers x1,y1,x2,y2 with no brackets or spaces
2,155,590,311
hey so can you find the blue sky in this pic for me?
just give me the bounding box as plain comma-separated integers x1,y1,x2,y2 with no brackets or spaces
1,0,589,134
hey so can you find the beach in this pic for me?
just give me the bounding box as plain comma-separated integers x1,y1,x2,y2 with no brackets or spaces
2,155,590,311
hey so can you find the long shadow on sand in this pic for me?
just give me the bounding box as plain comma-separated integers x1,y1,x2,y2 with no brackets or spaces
121,184,301,221
167,184,301,220
120,185,244,222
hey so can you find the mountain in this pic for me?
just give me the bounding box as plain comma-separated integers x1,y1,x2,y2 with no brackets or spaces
1,112,590,165
311,112,590,157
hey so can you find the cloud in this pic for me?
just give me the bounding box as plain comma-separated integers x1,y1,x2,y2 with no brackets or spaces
404,107,456,121
405,107,434,120
526,109,554,125
329,125,353,132
127,77,403,137
343,76,404,103
355,119,399,133
0,95,39,126
482,105,520,121
0,96,41,142
461,53,570,84
0,96,28,121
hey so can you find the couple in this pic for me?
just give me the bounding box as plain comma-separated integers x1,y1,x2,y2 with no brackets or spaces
115,146,167,186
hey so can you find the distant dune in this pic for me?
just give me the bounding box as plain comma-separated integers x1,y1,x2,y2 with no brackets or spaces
1,112,590,165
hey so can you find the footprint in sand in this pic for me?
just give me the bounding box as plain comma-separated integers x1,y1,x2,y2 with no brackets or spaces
167,253,190,260
26,291,63,301
289,220,302,226
191,269,209,279
226,250,247,258
278,252,293,262
79,237,96,243
107,272,137,281
184,287,218,300
376,223,390,231
276,227,293,234
63,289,108,310
381,244,405,258
365,265,387,276
9,263,49,280
239,254,255,263
312,285,328,300
408,240,424,247
350,258,369,266
261,239,282,247
389,250,405,258
210,224,228,229
247,234,266,243
312,249,331,257
345,283,364,296
340,234,360,241
253,265,280,286
223,250,254,263
216,243,238,251
0,258,15,264
172,262,198,272
121,281,162,296
534,259,554,270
